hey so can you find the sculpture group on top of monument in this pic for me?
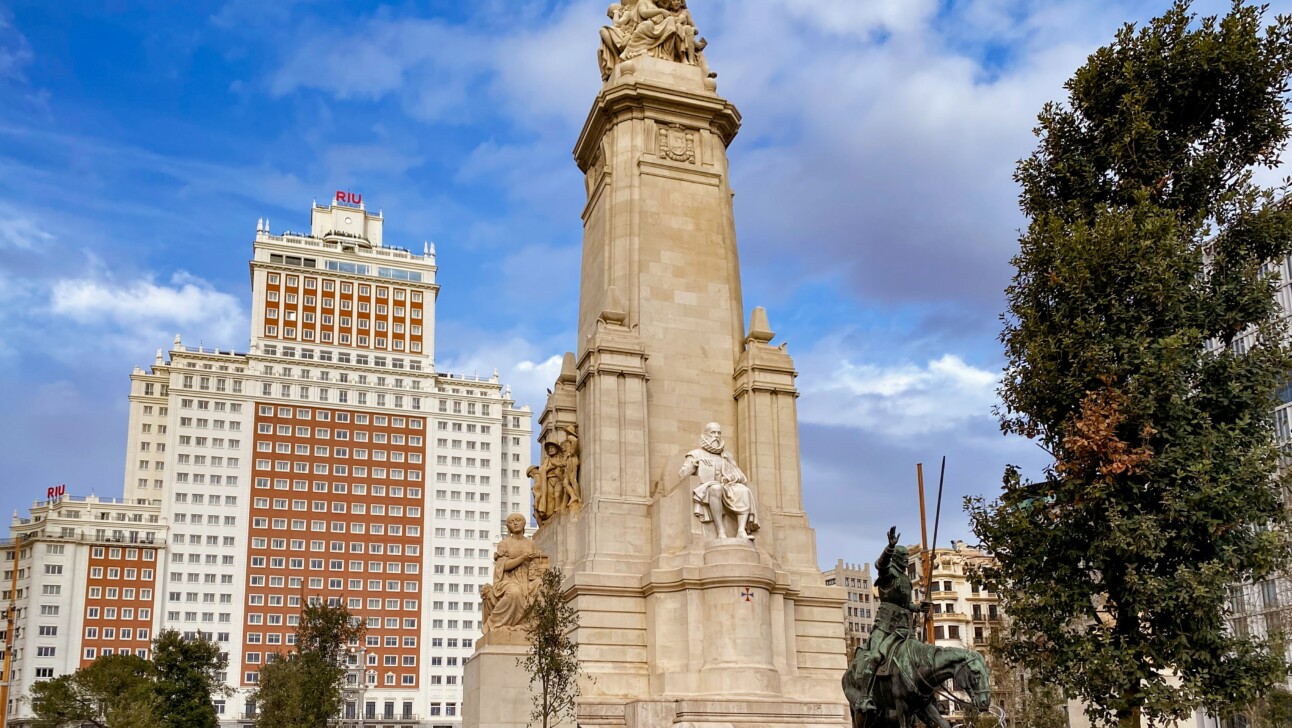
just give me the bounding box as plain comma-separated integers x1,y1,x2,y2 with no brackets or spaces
679,422,759,540
480,512,546,635
842,527,992,728
598,0,711,81
530,425,581,524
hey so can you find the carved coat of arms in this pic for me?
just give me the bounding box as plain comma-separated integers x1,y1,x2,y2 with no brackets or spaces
659,125,696,164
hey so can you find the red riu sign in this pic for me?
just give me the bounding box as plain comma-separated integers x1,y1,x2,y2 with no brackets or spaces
335,190,362,206
47,484,66,499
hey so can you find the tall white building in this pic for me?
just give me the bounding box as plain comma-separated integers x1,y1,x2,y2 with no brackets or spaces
822,559,875,655
1,195,533,728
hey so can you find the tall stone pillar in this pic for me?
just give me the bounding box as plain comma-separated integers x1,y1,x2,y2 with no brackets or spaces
469,10,848,728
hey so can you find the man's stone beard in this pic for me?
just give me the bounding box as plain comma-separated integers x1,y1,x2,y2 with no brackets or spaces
700,434,724,455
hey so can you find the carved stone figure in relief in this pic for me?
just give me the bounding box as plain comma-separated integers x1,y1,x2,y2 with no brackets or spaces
621,0,682,62
480,513,543,634
668,0,702,65
598,1,637,81
679,422,759,540
541,441,567,516
598,0,709,81
527,464,545,523
560,425,581,508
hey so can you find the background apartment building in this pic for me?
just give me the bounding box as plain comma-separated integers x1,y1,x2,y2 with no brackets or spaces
2,496,166,722
906,542,1005,723
822,559,874,655
1208,248,1292,715
1,195,533,728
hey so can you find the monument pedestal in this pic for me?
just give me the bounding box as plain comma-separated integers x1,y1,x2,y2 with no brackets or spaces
463,632,576,728
578,698,849,727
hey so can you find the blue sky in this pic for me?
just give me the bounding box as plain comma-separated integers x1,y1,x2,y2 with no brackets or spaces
0,0,1276,566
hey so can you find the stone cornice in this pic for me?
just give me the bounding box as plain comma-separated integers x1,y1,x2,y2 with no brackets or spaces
733,344,800,398
576,326,649,387
574,80,741,172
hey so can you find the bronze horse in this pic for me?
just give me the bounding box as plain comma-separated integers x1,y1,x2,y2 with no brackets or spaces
843,641,991,728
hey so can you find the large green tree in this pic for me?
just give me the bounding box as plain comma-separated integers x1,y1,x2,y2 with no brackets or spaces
967,2,1292,726
251,599,365,728
521,567,586,728
29,653,159,728
152,629,229,728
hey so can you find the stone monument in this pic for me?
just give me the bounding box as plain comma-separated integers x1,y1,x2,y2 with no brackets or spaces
465,3,848,725
463,514,549,727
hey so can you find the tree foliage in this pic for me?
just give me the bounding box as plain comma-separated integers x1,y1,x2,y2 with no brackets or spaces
251,600,365,728
967,2,1292,725
520,567,585,728
152,629,229,728
955,629,1070,728
972,633,1069,728
29,632,227,728
30,653,159,728
1259,686,1292,728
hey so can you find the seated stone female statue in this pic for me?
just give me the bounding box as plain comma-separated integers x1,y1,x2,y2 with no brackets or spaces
481,512,541,633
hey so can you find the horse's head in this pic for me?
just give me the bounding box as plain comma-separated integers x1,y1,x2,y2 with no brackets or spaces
955,651,992,713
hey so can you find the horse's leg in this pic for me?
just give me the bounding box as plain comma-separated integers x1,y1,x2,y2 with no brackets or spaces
893,693,911,728
918,702,952,728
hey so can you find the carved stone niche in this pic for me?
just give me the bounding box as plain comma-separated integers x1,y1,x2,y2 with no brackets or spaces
657,123,697,164
586,137,611,196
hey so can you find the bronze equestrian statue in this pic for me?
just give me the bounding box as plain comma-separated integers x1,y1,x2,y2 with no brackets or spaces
842,527,993,728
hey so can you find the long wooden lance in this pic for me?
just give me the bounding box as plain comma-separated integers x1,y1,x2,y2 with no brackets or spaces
927,456,946,643
917,463,932,642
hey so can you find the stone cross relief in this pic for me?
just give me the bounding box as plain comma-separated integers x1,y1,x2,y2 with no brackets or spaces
597,0,715,81
679,422,760,540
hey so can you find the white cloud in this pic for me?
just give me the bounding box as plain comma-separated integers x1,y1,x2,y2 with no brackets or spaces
778,0,940,38
486,1,603,130
435,334,568,416
0,215,53,250
509,355,567,409
0,9,33,81
265,2,604,136
49,272,247,353
798,342,1000,437
53,272,238,325
268,18,489,123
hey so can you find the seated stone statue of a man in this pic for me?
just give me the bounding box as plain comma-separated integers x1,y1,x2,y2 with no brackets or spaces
678,422,759,539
